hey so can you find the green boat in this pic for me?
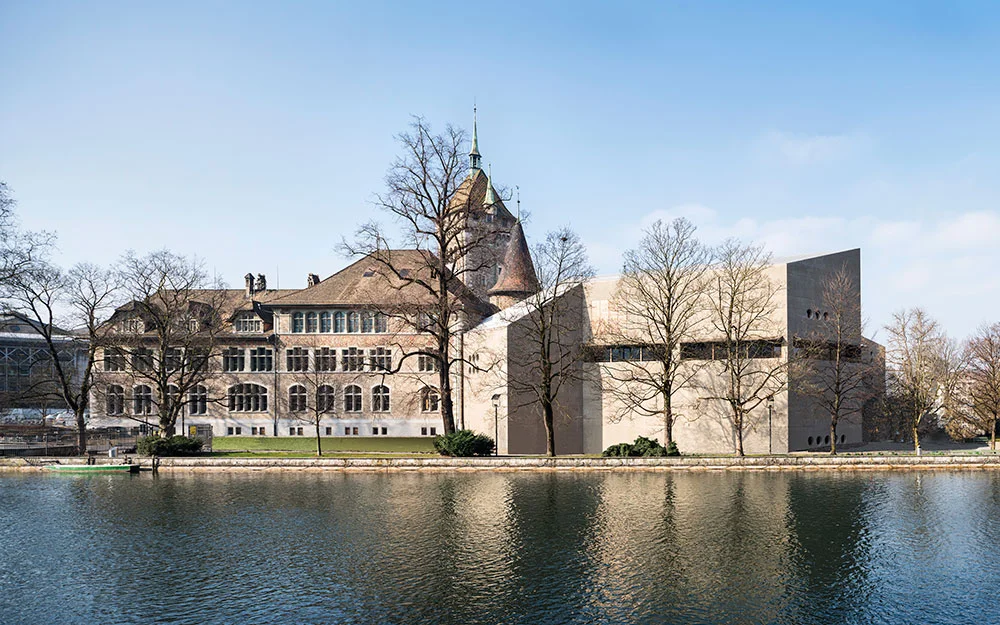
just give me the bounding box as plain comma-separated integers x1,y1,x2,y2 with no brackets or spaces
45,463,140,474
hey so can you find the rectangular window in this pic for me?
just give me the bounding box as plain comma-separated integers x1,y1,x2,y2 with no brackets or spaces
372,427,378,435
352,427,359,436
369,347,392,372
132,348,153,372
417,353,438,372
223,348,245,372
104,348,127,371
421,427,427,436
297,427,303,436
250,348,273,372
342,347,365,372
289,428,296,436
315,347,337,372
292,312,304,333
165,347,184,372
344,426,351,436
430,427,437,436
381,427,387,435
227,427,234,435
325,427,332,436
286,347,310,372
235,427,242,435
235,313,262,333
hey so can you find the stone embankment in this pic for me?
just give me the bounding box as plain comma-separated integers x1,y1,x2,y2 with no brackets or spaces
3,454,1000,472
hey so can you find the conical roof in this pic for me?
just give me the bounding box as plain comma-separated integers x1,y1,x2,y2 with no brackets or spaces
489,221,540,296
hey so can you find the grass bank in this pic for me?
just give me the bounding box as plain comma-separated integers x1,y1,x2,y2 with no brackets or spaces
212,436,436,454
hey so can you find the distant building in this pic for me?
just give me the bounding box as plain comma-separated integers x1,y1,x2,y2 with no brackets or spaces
0,313,84,421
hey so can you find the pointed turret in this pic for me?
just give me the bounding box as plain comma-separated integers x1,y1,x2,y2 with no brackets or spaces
489,220,540,310
469,106,482,172
484,164,497,206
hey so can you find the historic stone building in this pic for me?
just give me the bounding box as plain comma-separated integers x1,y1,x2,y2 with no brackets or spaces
90,112,881,453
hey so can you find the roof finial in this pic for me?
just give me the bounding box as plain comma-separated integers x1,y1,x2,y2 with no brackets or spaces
469,102,482,172
484,163,496,206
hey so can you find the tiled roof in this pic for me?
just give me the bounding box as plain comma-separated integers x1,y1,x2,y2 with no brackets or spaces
489,221,540,296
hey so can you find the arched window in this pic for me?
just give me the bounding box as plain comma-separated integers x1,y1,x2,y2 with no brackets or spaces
166,384,181,413
317,385,336,413
188,385,207,415
289,385,307,412
347,311,360,333
334,311,346,333
133,385,153,415
374,312,388,333
229,384,268,412
362,311,375,333
372,385,390,412
107,385,124,415
306,312,318,333
421,387,440,413
344,385,362,412
320,311,332,333
292,312,304,333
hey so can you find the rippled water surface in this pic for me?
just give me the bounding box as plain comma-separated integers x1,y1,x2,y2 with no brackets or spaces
2,470,1000,624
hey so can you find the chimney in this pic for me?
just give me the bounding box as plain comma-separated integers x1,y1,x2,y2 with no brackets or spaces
256,274,267,293
244,273,255,298
307,273,321,287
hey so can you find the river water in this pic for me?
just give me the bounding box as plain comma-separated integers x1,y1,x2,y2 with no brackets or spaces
1,470,998,625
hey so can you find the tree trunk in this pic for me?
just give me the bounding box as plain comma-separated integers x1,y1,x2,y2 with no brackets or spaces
913,424,921,454
161,416,176,438
830,420,838,455
75,409,88,455
991,420,996,451
662,387,673,448
440,367,456,434
315,422,323,457
735,411,745,457
543,400,555,457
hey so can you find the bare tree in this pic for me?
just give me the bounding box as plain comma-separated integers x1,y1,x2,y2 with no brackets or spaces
961,323,1000,449
883,307,956,453
788,267,874,454
103,250,228,437
8,260,120,453
505,228,594,456
600,217,711,447
284,357,360,457
704,239,786,456
343,117,504,435
0,182,53,292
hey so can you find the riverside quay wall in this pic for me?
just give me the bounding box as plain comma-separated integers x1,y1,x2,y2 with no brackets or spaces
3,455,1000,472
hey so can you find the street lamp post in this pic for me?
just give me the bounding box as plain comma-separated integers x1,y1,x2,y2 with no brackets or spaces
767,396,774,455
491,394,501,456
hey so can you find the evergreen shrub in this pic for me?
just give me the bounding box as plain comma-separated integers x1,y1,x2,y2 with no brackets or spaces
433,430,495,457
137,435,204,457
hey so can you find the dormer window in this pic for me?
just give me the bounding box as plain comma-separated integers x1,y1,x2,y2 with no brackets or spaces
120,318,143,333
235,313,262,333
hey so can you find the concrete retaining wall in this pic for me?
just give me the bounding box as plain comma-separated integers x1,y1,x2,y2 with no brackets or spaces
5,455,1000,472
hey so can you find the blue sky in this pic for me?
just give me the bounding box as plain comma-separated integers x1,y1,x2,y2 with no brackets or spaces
3,1,1000,338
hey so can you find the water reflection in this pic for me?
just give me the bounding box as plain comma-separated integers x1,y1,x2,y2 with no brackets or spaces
1,471,999,625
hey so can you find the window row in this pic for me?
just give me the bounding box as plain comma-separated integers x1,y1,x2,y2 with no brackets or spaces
104,384,441,415
105,384,207,416
791,338,862,362
290,311,388,334
222,347,396,373
679,340,783,361
587,344,665,363
103,347,210,372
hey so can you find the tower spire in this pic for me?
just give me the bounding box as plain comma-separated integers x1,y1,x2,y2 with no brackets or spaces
484,163,496,206
469,104,482,172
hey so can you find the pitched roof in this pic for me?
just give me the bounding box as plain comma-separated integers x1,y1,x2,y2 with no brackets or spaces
489,220,540,296
450,168,514,221
267,250,492,314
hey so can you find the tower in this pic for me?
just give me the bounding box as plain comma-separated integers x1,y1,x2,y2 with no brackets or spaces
488,219,540,310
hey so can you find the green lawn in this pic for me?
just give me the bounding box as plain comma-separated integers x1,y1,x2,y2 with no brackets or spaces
212,436,437,454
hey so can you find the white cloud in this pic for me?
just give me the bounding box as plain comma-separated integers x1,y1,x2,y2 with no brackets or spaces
757,131,870,165
595,204,1000,338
